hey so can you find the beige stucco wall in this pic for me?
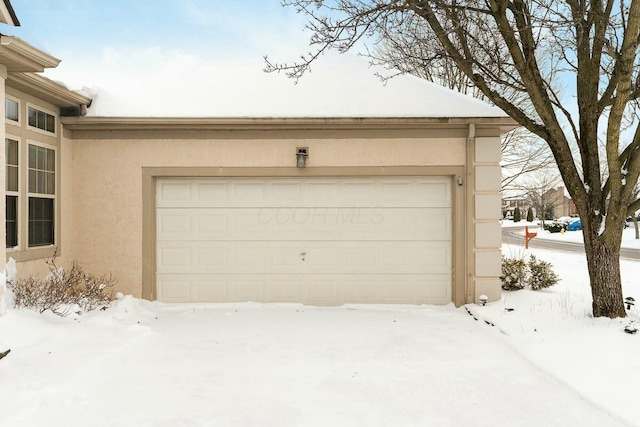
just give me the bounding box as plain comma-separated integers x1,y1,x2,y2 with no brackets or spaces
68,135,467,299
6,116,508,307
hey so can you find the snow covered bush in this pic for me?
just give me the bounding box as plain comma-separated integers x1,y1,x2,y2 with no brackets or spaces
543,222,564,233
9,255,115,316
527,255,560,290
500,255,559,291
500,256,527,290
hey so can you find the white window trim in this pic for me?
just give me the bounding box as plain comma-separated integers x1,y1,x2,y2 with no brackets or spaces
5,136,20,251
26,140,57,249
26,103,57,137
5,95,20,126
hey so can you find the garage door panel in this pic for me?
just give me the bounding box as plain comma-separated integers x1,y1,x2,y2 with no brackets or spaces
339,275,451,304
157,241,450,275
196,214,230,234
197,247,228,266
157,177,452,208
157,207,450,241
157,213,193,234
156,277,194,302
196,181,229,202
157,181,193,205
156,273,451,304
158,247,192,268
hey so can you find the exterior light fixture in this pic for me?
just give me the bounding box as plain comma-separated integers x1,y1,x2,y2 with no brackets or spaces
296,147,309,168
479,295,488,306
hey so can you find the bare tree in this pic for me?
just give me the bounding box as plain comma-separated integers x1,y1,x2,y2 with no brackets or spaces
501,128,555,191
265,0,640,318
368,17,555,191
517,168,563,224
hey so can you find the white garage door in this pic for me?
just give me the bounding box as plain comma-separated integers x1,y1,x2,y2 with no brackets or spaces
156,177,452,304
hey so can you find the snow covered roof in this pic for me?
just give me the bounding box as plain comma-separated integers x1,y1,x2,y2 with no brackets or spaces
77,54,509,119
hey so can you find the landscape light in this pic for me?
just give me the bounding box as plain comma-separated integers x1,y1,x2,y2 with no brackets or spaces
625,296,635,310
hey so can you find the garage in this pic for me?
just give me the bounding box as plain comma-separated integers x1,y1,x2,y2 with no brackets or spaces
155,176,452,305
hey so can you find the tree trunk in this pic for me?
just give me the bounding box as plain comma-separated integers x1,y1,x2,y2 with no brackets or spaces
583,236,627,318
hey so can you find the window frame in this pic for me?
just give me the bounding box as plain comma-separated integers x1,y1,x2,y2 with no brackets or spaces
26,103,57,136
5,137,19,250
26,141,56,248
4,92,62,261
5,96,20,125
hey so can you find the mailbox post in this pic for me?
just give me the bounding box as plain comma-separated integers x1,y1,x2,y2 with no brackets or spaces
525,226,537,249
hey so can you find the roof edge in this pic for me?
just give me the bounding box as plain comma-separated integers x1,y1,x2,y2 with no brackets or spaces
61,116,518,133
0,36,59,71
0,0,19,26
8,72,92,108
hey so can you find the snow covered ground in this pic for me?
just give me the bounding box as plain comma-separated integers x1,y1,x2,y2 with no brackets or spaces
0,228,639,426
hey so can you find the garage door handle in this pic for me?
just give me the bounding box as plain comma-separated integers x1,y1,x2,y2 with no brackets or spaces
300,251,306,261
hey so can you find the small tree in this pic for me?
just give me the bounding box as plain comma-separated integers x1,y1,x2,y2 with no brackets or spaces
513,206,521,222
544,203,555,221
526,207,534,222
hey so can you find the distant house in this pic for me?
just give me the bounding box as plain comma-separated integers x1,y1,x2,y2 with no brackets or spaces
1,1,517,309
501,195,530,219
544,186,577,218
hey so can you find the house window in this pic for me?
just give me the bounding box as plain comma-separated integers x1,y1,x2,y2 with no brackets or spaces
28,106,55,133
5,98,18,122
6,138,18,248
28,144,55,247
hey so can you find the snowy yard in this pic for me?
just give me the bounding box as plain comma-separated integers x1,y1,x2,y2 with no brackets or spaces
1,233,639,426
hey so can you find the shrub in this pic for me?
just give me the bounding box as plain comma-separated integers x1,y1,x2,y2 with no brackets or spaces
500,256,527,290
500,254,559,291
544,203,555,220
513,206,521,222
8,254,115,316
526,207,534,222
543,222,564,233
527,255,560,290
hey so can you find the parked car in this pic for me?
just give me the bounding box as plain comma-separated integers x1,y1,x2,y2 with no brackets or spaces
625,215,640,227
555,216,574,226
566,219,582,231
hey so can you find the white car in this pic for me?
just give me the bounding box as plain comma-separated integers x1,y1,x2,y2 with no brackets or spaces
555,216,574,225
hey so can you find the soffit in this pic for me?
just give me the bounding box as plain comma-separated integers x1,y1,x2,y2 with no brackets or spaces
0,36,58,72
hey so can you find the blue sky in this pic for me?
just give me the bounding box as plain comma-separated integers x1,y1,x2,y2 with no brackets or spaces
0,1,504,117
6,1,304,52
5,1,309,70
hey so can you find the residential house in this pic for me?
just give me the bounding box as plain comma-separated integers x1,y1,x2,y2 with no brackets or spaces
543,186,577,218
1,2,517,310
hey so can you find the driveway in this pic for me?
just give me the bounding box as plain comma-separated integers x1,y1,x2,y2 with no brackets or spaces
0,298,629,426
